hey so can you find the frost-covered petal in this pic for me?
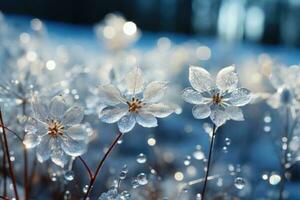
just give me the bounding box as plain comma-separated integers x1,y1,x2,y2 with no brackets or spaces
192,104,211,119
210,109,229,127
23,133,41,149
51,147,69,167
49,95,67,118
98,84,125,106
31,96,49,122
99,107,128,123
125,67,144,95
225,106,244,121
182,87,205,104
142,103,174,118
36,136,51,162
62,106,84,125
118,114,136,133
66,125,87,140
143,81,168,103
189,66,215,92
136,113,158,128
229,88,252,106
216,66,238,92
61,136,87,157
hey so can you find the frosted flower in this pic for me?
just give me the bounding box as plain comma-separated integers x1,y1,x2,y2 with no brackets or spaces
182,65,251,127
98,67,174,133
23,95,87,167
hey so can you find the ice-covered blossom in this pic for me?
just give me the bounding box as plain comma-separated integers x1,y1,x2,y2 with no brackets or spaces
182,65,251,127
98,67,174,133
23,95,87,167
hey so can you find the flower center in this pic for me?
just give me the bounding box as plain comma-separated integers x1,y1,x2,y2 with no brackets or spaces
48,120,64,137
127,97,144,113
212,93,222,105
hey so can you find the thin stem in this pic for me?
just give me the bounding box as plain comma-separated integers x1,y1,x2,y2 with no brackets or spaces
28,158,37,195
0,109,19,200
201,124,217,200
78,156,93,180
21,101,29,200
0,127,7,196
83,132,123,200
279,107,290,200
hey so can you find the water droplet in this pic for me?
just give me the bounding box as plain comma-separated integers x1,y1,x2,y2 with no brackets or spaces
137,173,148,185
225,138,231,146
196,193,202,200
269,174,281,185
222,146,228,153
234,177,245,189
50,173,57,182
131,178,139,188
136,153,147,164
184,155,191,166
83,185,89,193
193,150,204,160
264,113,272,123
119,171,127,180
117,139,123,144
64,190,71,200
64,170,74,181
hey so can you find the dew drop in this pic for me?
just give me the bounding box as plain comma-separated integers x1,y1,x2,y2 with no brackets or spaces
225,138,231,146
50,173,57,182
136,153,147,164
131,178,139,188
83,185,89,193
269,174,281,185
184,155,191,166
234,177,245,189
222,146,228,153
64,190,71,200
137,173,148,185
64,170,74,181
117,139,123,144
196,193,202,200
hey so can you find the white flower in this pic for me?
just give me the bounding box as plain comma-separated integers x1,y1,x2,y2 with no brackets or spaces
98,67,174,133
182,65,251,127
23,95,87,167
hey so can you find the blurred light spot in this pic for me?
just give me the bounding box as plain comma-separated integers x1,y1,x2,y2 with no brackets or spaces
186,166,197,177
123,22,137,36
196,46,211,60
31,18,43,31
245,6,265,42
163,151,174,163
157,37,171,50
103,26,116,39
26,51,37,62
20,33,30,44
174,171,184,181
269,174,281,185
262,174,268,180
147,138,156,146
46,60,56,71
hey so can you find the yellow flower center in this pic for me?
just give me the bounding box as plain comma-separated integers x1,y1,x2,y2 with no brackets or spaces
127,97,144,113
212,93,222,105
48,120,64,137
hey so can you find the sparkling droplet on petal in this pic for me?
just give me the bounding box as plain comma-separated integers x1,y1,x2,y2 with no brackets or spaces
64,170,74,181
136,153,147,164
234,177,245,189
137,173,148,185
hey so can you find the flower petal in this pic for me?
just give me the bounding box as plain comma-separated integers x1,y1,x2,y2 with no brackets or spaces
36,136,51,162
51,147,69,167
125,67,144,95
118,114,136,133
216,65,238,92
142,103,174,118
192,104,211,119
62,106,84,126
99,107,128,124
66,125,87,140
143,81,168,103
31,96,49,122
49,95,67,118
266,92,281,109
182,87,205,104
98,84,125,106
229,88,252,106
23,133,41,149
61,136,87,157
210,109,229,127
136,113,158,128
225,106,244,121
189,66,215,92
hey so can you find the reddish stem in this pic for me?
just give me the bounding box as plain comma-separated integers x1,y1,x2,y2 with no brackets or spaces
83,132,123,200
78,156,93,180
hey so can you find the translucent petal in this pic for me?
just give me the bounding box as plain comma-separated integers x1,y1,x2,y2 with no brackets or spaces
216,66,238,92
118,114,136,133
66,125,87,141
31,96,49,122
125,67,144,95
23,133,41,149
189,66,215,92
62,106,84,125
49,95,67,118
61,136,87,157
210,108,229,127
98,84,125,106
225,106,244,121
182,87,205,104
136,113,158,128
192,104,211,119
51,147,69,167
142,103,174,118
143,81,168,103
99,107,128,123
229,88,252,106
36,136,51,162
